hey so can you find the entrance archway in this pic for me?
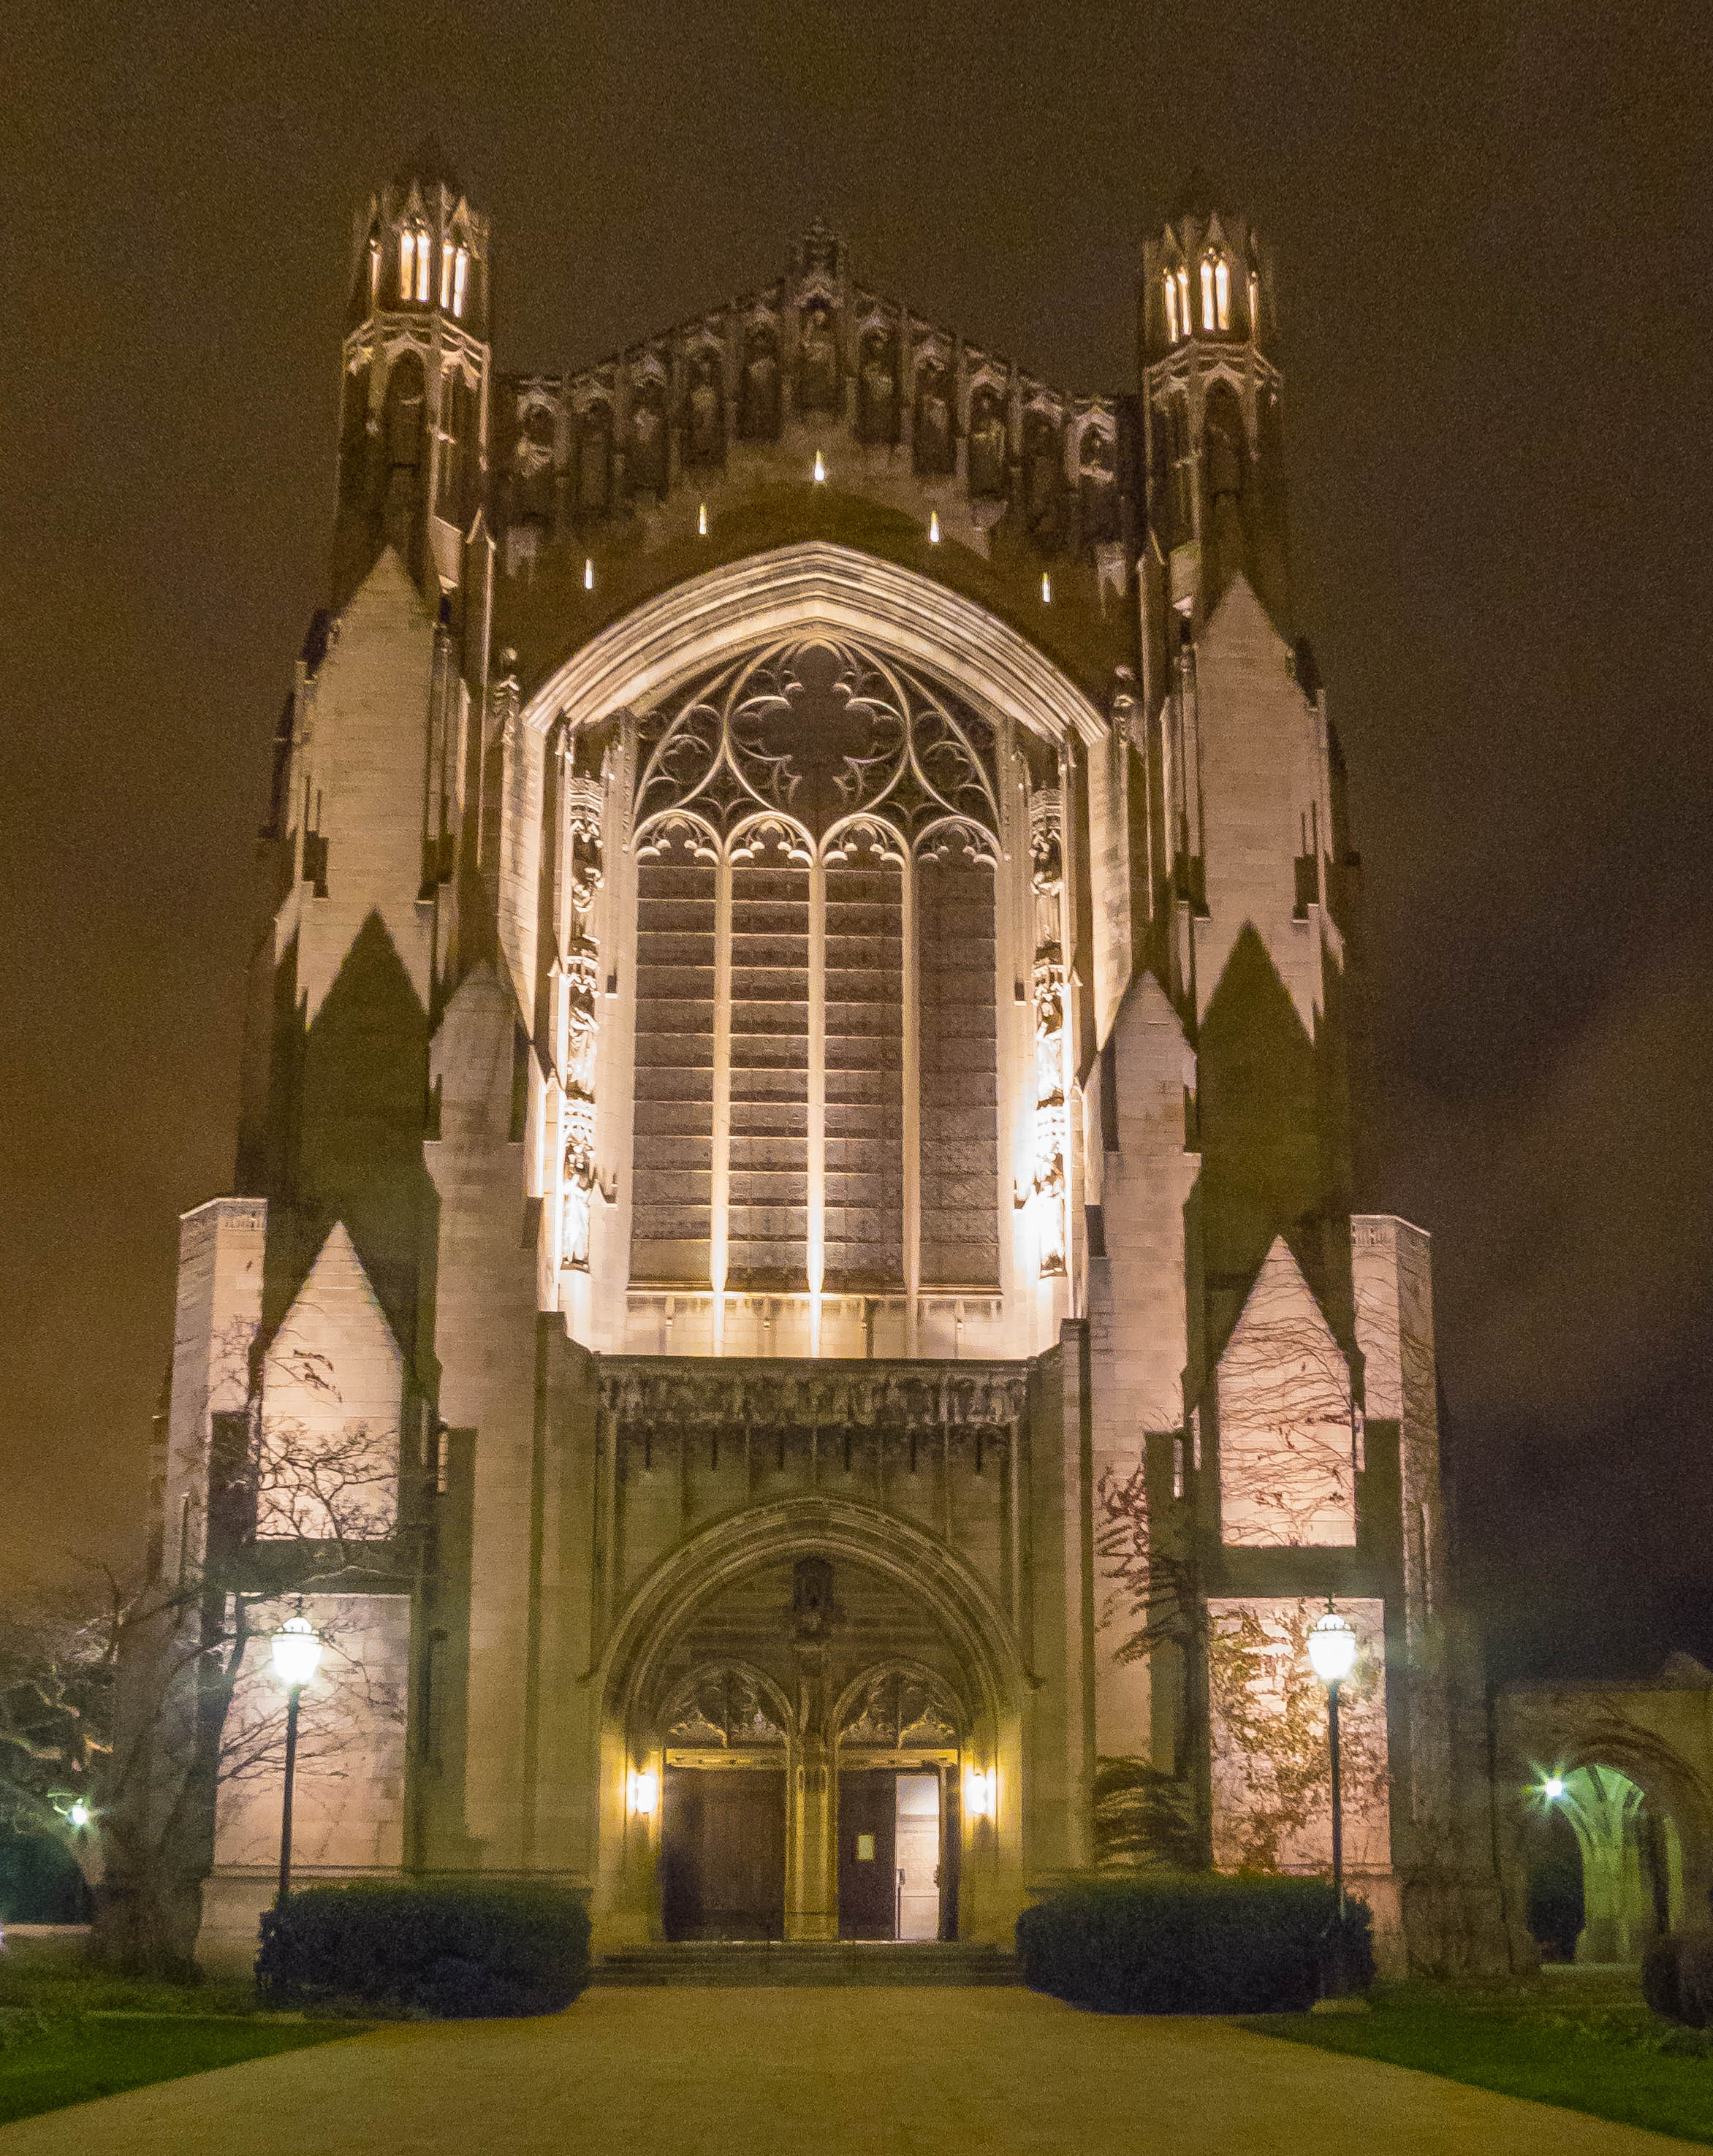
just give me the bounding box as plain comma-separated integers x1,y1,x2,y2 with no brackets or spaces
596,1496,1021,1945
1522,1764,1679,1963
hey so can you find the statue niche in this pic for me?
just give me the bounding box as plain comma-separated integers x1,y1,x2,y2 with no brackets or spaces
1077,423,1119,544
683,348,724,467
1022,410,1063,546
379,351,425,564
967,384,1006,500
856,325,899,446
796,299,840,415
628,374,669,500
514,402,555,525
913,355,954,477
575,402,612,520
739,322,781,442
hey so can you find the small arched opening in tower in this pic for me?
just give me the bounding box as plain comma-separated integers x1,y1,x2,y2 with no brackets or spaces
1202,380,1248,600
379,351,426,568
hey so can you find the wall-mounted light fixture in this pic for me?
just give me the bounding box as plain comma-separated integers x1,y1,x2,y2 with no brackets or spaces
962,1766,997,1821
626,1767,658,1816
928,511,941,544
812,449,827,484
697,503,709,537
583,557,596,592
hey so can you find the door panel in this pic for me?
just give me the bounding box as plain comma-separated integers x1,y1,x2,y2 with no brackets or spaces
895,1772,941,1940
837,1770,898,1940
661,1767,785,1940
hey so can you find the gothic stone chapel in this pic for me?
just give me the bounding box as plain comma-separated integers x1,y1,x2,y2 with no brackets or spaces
147,148,1467,1967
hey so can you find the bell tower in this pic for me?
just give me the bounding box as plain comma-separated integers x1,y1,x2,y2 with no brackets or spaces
333,140,492,609
1139,175,1288,652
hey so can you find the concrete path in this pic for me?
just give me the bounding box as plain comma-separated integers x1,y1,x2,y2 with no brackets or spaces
0,1987,1699,2155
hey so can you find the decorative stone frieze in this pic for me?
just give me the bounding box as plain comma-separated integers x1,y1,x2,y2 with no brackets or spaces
598,1360,1028,1432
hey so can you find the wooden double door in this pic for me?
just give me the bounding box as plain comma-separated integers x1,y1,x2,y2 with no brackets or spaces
661,1767,786,1941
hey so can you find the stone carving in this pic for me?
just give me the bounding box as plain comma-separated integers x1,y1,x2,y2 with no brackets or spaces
628,368,669,499
633,636,1000,866
559,763,605,1272
666,1665,787,1748
967,383,1007,499
1025,788,1068,1277
856,322,898,445
797,298,840,414
840,1667,962,1749
913,350,954,476
599,1361,1028,1433
683,346,724,465
739,318,780,441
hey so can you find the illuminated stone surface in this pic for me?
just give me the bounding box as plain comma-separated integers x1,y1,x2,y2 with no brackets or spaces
120,169,1511,1977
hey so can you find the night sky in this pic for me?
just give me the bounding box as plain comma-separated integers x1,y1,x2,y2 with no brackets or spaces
4,1,1709,1681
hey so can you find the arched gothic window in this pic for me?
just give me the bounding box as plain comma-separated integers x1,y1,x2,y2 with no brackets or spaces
1215,256,1231,330
1163,269,1181,344
1200,256,1220,332
627,639,1011,1297
440,240,471,317
399,223,430,305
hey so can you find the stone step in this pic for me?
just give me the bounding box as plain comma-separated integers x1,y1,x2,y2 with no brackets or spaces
591,1940,1021,1987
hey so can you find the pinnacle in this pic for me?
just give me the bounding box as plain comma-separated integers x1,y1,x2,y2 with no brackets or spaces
395,133,465,199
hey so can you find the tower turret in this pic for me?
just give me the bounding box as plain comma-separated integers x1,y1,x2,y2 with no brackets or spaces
333,140,492,609
1139,177,1287,643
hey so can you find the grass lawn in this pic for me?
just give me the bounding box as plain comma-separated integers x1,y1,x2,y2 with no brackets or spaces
1245,1973,1713,2147
0,1930,362,2125
0,2015,360,2127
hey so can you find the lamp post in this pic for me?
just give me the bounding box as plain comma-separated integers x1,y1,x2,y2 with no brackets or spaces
1307,1604,1358,1989
270,1610,323,1907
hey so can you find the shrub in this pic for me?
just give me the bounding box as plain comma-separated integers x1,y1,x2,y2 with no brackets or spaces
1642,1934,1685,2023
1015,1874,1373,2014
256,1883,590,2019
1646,1931,1713,2029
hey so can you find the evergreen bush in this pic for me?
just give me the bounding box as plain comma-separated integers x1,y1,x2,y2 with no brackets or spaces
1015,1874,1372,2014
256,1882,590,2018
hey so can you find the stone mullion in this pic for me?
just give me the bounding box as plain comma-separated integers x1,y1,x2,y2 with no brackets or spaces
710,849,734,1352
901,847,921,1357
807,852,827,1355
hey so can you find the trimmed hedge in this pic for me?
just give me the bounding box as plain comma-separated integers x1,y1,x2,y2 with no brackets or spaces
1016,1874,1373,2014
256,1882,591,2018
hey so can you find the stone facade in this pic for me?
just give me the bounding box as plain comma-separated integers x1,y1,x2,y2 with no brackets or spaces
129,154,1503,1968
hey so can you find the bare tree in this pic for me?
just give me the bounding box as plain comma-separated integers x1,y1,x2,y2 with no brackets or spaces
80,1327,409,1976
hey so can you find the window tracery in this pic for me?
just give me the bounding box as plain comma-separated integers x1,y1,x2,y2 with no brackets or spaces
633,637,1000,868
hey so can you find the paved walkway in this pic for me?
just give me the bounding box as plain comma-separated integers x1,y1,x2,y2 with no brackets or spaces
0,1987,1699,2155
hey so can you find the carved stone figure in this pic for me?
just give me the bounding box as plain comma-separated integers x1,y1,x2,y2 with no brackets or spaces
685,348,723,465
967,385,1006,498
913,356,954,476
797,300,839,414
739,323,780,441
628,379,667,498
1079,424,1119,541
576,404,611,516
856,327,897,445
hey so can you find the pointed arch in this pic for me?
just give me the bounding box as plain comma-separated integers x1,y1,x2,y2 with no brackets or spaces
520,542,1106,750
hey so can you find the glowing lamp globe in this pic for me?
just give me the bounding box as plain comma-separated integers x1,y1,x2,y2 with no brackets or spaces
270,1615,323,1691
1307,1608,1358,1685
68,1801,91,1829
1543,1776,1566,1802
